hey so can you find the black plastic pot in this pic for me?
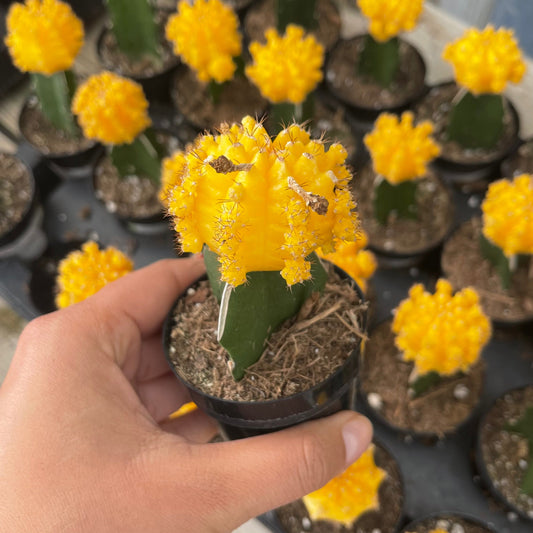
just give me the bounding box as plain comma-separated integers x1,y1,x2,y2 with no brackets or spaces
475,385,533,522
399,513,499,533
416,82,521,185
163,266,366,440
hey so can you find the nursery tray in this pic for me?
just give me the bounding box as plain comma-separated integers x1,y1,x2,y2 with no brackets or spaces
1,113,533,533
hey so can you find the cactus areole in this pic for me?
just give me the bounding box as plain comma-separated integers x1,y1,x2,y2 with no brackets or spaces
166,116,359,379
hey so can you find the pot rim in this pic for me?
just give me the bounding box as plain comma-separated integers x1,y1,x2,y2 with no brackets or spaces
399,511,500,533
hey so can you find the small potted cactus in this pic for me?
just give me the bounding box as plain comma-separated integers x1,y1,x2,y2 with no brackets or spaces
97,0,179,102
416,26,525,184
272,441,404,533
477,385,533,521
442,174,533,323
326,0,426,126
360,279,491,438
351,111,452,266
244,0,341,53
5,0,101,172
165,0,266,131
163,116,367,439
72,71,181,233
400,514,498,533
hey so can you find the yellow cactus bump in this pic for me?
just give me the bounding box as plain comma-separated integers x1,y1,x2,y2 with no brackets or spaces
56,241,133,308
357,0,424,42
246,25,324,104
393,279,491,377
5,0,84,75
303,445,386,527
166,116,358,287
72,71,151,145
443,26,526,95
364,112,440,185
482,174,533,257
159,150,187,207
166,0,242,83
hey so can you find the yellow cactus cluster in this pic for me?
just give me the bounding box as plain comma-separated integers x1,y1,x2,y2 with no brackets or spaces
443,26,526,95
364,112,440,185
5,0,84,76
246,25,324,105
302,445,386,527
392,279,491,377
159,151,187,207
72,71,151,145
166,0,242,84
317,232,377,293
55,241,133,309
165,116,358,287
482,174,533,257
357,0,424,42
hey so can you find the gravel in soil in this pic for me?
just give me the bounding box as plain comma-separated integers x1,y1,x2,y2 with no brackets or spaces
403,516,496,533
501,139,533,178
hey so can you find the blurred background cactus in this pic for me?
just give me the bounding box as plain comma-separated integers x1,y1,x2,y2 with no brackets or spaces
506,407,533,496
363,112,440,225
276,0,316,33
443,25,526,149
4,0,84,137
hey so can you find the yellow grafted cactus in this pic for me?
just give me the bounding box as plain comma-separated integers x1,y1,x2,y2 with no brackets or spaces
246,25,324,104
481,174,533,257
442,26,526,95
166,116,358,287
357,0,424,42
55,241,133,308
317,232,377,293
5,0,84,75
302,445,386,527
364,112,440,185
159,150,187,207
165,0,242,83
71,71,151,145
392,279,491,377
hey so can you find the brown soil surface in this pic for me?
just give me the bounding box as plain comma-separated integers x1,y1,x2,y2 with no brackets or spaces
478,386,533,519
404,515,496,533
441,218,533,323
275,441,403,533
168,264,366,401
416,83,519,166
326,37,426,111
0,154,32,238
351,165,453,255
501,138,533,178
359,320,484,438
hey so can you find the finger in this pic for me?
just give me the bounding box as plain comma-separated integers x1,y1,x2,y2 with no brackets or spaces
130,333,169,383
160,409,219,443
164,411,372,529
137,373,191,422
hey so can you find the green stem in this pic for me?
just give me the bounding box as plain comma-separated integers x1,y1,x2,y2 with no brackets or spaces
276,0,317,32
373,178,417,226
447,91,504,149
479,234,511,290
270,94,315,135
208,80,224,106
358,34,400,88
110,129,164,184
105,0,161,62
31,71,79,137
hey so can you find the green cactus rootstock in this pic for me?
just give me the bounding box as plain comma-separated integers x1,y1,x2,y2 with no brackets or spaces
506,406,533,496
205,249,327,380
110,129,164,183
373,179,417,226
479,233,512,290
31,70,79,137
276,0,317,32
446,91,504,149
270,94,315,135
358,34,400,88
104,0,160,62
410,371,441,398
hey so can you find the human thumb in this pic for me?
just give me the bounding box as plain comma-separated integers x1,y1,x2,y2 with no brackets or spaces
167,411,372,530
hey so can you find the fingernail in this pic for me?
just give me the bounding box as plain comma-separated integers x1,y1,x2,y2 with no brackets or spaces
342,416,372,466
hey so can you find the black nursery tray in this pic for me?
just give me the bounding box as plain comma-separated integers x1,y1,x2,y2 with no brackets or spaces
1,115,532,533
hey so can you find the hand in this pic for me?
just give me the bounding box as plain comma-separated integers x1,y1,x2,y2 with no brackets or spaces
0,256,372,533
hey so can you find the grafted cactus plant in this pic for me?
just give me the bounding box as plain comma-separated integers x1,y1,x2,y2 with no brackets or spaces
443,26,526,149
393,279,491,396
506,407,533,496
363,112,440,225
5,0,84,136
55,241,133,308
165,116,358,379
246,24,324,131
357,0,424,87
480,174,533,289
302,445,386,526
276,0,316,33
